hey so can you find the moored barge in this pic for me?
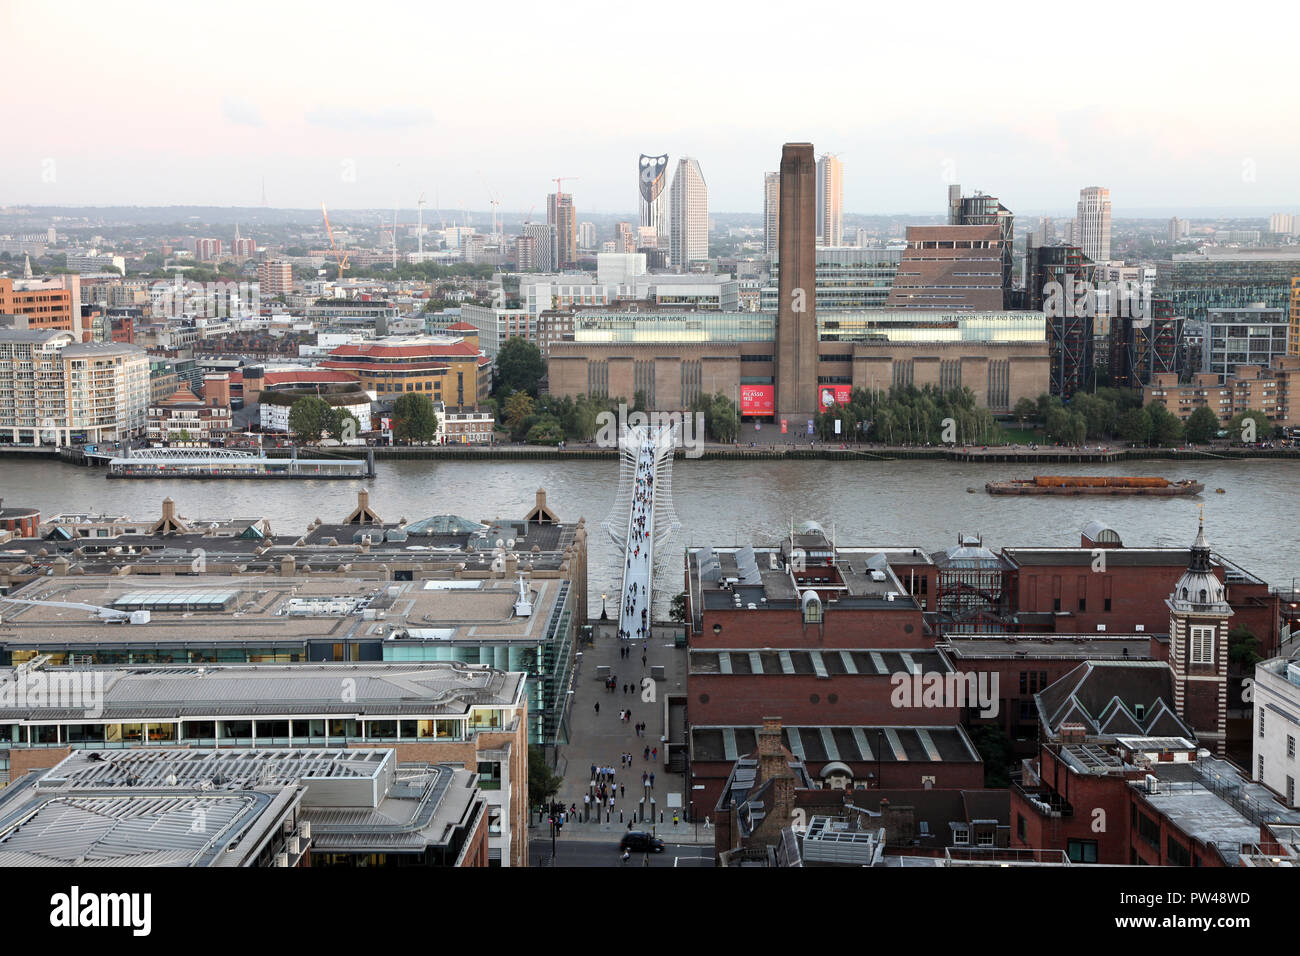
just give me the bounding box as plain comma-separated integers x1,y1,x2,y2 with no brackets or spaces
986,475,1203,496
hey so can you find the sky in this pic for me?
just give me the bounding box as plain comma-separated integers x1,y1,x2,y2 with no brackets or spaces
4,0,1299,216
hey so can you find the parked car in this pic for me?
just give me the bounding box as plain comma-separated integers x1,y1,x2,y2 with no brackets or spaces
619,832,665,853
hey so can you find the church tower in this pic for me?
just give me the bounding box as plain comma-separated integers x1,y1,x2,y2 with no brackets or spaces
1165,512,1232,754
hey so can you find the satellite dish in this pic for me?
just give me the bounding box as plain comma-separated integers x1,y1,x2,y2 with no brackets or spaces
507,538,515,548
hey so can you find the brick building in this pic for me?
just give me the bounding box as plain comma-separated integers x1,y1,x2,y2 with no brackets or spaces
1011,737,1300,866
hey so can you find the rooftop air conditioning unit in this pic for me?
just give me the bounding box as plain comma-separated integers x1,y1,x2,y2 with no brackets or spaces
1144,774,1158,794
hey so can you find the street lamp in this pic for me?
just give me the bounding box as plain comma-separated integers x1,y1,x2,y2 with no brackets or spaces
600,592,608,621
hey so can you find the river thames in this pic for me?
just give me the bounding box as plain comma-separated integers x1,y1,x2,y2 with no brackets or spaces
2,457,1297,612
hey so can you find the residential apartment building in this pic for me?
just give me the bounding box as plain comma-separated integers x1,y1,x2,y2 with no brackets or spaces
816,154,843,247
1143,355,1300,428
763,171,780,260
257,259,294,297
669,157,708,270
547,193,577,269
1202,305,1289,376
1290,277,1300,355
0,329,148,445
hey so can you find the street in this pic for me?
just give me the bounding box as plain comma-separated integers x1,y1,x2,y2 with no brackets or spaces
530,839,712,868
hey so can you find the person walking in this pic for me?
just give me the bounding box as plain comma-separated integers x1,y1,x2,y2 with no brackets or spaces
594,702,599,715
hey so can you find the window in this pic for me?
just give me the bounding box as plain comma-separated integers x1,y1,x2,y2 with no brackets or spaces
1288,777,1296,806
1104,598,1112,612
952,825,969,846
1166,837,1191,867
1288,735,1295,759
1190,625,1215,665
977,829,994,847
1260,710,1267,738
1017,814,1027,843
1079,598,1086,612
1067,839,1099,863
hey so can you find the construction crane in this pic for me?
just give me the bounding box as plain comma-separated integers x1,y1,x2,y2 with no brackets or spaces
321,203,349,282
552,176,579,198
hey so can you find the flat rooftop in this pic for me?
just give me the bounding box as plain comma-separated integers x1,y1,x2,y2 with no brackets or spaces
0,660,525,721
0,748,483,865
0,574,567,649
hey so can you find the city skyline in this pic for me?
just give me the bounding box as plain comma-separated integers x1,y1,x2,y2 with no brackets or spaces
3,3,1297,214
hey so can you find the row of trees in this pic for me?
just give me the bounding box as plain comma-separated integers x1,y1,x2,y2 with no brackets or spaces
811,385,1000,445
1019,390,1274,446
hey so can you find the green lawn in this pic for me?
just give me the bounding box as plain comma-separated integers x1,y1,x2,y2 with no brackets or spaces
997,425,1040,444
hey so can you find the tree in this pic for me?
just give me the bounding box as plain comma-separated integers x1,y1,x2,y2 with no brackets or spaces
1012,397,1037,429
691,392,737,443
1116,407,1152,444
327,407,360,442
391,392,440,444
1044,406,1073,443
1228,624,1263,668
502,391,535,440
1228,409,1272,443
494,337,545,397
528,745,562,809
525,416,565,445
1184,405,1220,443
668,591,688,624
1147,403,1184,447
287,396,333,445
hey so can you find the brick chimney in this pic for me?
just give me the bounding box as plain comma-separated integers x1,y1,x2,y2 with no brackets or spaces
757,716,786,786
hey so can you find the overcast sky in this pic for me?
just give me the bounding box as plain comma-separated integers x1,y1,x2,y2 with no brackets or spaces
4,1,1298,216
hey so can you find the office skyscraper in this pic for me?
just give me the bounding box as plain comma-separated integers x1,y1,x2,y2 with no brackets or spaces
547,193,577,269
1076,186,1112,263
764,171,780,261
669,157,708,271
638,154,669,242
816,154,843,246
775,142,818,417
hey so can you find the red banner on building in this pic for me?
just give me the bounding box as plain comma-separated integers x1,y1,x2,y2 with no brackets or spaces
818,384,852,411
740,385,775,416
